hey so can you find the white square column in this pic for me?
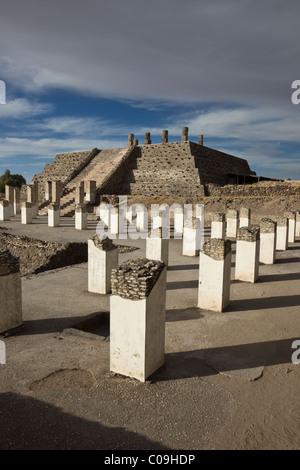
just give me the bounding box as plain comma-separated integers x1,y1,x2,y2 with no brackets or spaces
13,187,20,215
5,185,14,217
198,239,232,312
285,211,296,244
239,207,251,228
21,202,32,224
211,212,225,239
235,226,260,283
296,211,300,238
259,218,277,264
276,217,288,251
226,209,238,238
88,236,118,294
48,203,60,227
183,217,201,256
0,250,22,333
75,203,87,230
110,258,167,382
0,200,10,221
146,228,169,265
85,180,96,204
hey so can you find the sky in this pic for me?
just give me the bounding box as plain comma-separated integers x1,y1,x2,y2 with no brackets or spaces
0,0,300,184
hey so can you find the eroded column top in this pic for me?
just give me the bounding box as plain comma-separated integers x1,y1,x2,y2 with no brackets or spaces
111,257,165,300
211,212,225,222
260,218,276,233
201,238,231,260
92,234,117,251
237,225,260,241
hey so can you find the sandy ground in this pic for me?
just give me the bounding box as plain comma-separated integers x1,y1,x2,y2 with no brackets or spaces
0,213,300,450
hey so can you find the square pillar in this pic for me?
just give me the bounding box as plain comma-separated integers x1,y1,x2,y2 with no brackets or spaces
88,236,118,294
259,218,277,264
110,258,167,382
21,202,32,224
296,211,300,238
146,228,169,265
285,211,296,244
52,181,62,204
0,200,10,221
211,212,225,239
0,250,22,333
136,205,148,233
75,182,84,205
235,226,260,283
13,187,20,215
5,185,14,217
75,203,87,230
173,208,183,238
48,203,60,227
239,207,251,228
110,207,119,235
85,180,96,204
198,239,232,312
45,181,52,201
27,185,37,218
183,217,200,256
226,209,238,238
276,217,288,251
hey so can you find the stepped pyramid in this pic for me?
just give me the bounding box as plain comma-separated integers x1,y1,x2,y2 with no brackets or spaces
31,128,255,216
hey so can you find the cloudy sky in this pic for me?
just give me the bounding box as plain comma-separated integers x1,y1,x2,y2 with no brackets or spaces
0,0,299,183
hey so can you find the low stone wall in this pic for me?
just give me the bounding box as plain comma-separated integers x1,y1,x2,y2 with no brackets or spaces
0,232,87,276
205,182,300,197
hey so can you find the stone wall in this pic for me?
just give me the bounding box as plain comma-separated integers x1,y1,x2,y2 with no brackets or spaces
0,232,87,276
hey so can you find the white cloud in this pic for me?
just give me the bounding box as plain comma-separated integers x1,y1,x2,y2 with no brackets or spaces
0,98,52,119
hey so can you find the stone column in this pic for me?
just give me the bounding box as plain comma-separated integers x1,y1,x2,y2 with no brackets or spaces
211,212,225,239
134,139,139,146
5,185,14,217
52,181,62,204
75,182,84,205
146,228,169,265
199,134,203,146
144,132,151,145
276,217,288,251
135,205,148,233
45,181,52,201
48,202,60,227
0,250,22,334
110,258,167,382
85,180,96,204
88,235,118,294
128,134,134,147
181,126,188,142
285,211,296,244
0,200,10,221
198,239,232,312
173,207,184,238
226,209,238,238
13,187,20,215
235,226,260,283
239,208,251,228
75,203,87,230
27,185,38,218
110,207,119,235
183,217,201,256
259,218,277,265
21,202,32,224
296,211,300,238
162,130,168,143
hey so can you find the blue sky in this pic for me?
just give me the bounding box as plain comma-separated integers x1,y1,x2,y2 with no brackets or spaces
0,0,300,184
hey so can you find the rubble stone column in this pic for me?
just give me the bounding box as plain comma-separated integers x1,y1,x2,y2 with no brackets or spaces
146,227,169,265
211,212,225,239
75,203,88,230
48,202,60,227
239,207,251,228
88,235,118,294
21,202,32,224
259,218,277,265
85,180,96,204
276,217,288,251
181,127,188,142
110,258,167,382
13,187,20,215
198,239,232,312
0,200,10,221
162,130,168,143
226,209,238,238
75,182,84,205
235,226,260,283
183,217,201,256
144,132,151,145
128,134,134,147
5,185,14,217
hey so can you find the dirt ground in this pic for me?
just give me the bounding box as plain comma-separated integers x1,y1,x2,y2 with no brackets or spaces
0,196,300,451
